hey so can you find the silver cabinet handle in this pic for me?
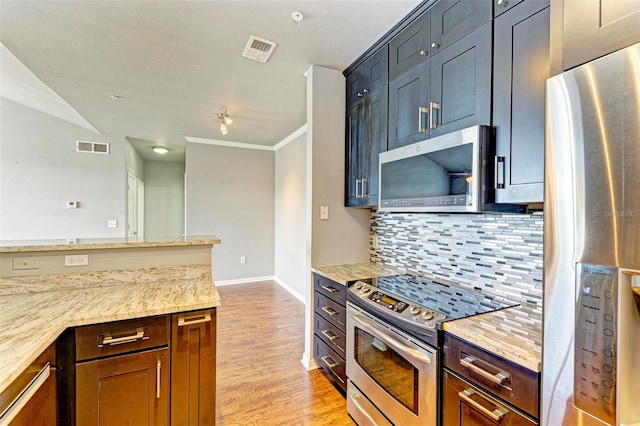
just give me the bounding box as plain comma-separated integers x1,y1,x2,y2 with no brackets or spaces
178,312,211,327
362,178,368,198
459,388,508,421
497,0,508,6
495,156,506,189
320,355,338,369
419,49,429,56
321,329,338,341
100,329,146,347
0,363,52,424
321,285,339,294
429,102,440,129
418,106,428,133
431,42,441,49
321,306,338,317
355,178,361,198
460,355,511,386
156,360,161,399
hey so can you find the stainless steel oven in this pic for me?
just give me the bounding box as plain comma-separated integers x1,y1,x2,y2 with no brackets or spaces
346,302,437,426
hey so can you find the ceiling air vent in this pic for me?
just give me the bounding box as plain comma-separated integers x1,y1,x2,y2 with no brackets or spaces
76,140,110,154
242,35,277,63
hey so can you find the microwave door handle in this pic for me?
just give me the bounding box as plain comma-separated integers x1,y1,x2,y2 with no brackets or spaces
349,311,431,365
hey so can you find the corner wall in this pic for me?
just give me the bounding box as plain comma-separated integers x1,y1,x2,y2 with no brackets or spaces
0,97,126,240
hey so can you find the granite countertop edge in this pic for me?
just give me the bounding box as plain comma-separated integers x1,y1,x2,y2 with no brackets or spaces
0,265,221,395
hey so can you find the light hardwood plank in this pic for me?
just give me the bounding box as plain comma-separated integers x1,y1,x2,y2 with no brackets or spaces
216,281,353,426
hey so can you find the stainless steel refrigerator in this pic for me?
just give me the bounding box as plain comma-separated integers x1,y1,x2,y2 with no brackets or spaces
544,43,640,426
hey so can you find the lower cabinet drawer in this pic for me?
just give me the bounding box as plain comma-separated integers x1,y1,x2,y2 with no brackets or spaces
314,339,346,392
315,293,346,329
443,370,537,426
314,313,346,358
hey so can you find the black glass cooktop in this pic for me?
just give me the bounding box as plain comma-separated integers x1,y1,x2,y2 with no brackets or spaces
369,274,518,321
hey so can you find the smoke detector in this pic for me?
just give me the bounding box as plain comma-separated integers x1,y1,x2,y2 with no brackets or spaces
242,35,277,63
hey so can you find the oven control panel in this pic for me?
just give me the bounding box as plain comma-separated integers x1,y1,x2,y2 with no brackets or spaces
350,281,447,331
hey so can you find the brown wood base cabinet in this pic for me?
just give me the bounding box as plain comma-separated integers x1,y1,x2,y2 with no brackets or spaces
171,309,217,426
76,348,169,426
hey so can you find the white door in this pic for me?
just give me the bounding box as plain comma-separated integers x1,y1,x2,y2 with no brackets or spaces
127,171,138,238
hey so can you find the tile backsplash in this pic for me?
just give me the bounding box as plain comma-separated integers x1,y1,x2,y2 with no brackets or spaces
370,211,543,310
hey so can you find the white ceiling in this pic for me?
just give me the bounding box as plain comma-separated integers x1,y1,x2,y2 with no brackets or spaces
0,0,421,158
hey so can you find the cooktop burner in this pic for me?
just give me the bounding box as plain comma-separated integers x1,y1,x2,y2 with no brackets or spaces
347,274,518,347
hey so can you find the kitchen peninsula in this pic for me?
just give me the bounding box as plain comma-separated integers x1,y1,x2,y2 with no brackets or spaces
0,236,221,425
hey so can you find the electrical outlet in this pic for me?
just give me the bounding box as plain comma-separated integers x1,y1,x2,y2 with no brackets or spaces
372,234,379,249
320,205,329,220
240,256,246,264
12,258,39,270
64,254,89,266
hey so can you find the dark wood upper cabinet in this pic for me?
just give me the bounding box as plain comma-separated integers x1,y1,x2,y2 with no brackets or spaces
429,21,492,138
345,48,388,207
388,60,430,150
389,10,431,81
430,0,492,54
493,0,550,203
564,0,640,70
493,0,524,17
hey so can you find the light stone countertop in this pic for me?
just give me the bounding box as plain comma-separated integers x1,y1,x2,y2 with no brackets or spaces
0,264,221,394
311,262,400,285
313,262,541,373
0,235,221,253
442,304,542,372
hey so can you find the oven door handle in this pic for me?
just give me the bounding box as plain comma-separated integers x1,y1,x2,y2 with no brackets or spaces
349,312,432,365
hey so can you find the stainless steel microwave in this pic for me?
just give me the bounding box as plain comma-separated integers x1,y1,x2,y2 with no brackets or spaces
379,125,490,213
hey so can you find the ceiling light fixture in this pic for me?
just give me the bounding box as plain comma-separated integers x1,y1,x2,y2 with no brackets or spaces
108,94,122,101
217,110,233,135
152,146,169,154
291,12,304,23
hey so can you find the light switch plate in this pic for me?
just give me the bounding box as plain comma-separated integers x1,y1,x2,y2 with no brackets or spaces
320,205,329,220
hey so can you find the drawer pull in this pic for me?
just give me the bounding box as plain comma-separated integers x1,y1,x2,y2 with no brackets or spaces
459,388,508,421
99,329,146,347
460,355,511,386
321,306,338,317
156,360,161,399
177,312,211,327
321,329,338,341
0,363,51,424
320,355,338,369
321,285,339,294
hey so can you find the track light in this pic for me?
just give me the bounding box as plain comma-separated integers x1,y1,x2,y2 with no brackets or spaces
218,110,232,134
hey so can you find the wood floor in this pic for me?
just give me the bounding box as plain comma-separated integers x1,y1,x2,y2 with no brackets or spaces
215,281,354,426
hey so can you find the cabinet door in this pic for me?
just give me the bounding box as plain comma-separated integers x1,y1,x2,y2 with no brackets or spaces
430,0,492,54
5,369,56,426
345,102,363,206
347,48,388,107
430,22,492,138
564,0,640,70
494,0,524,17
388,60,430,150
389,10,431,81
76,348,169,426
171,310,216,426
493,0,549,203
442,370,537,426
361,86,388,206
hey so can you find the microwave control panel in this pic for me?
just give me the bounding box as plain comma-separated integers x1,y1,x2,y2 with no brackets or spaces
574,263,617,425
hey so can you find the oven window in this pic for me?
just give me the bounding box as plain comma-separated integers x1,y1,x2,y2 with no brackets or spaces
354,328,419,413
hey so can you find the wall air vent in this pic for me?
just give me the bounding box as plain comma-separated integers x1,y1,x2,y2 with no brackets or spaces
76,140,110,154
242,35,277,63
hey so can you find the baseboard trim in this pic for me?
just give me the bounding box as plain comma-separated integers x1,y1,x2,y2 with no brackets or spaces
214,276,275,286
273,276,306,304
301,352,319,371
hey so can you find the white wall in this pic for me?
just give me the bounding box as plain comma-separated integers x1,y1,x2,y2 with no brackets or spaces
274,133,307,302
144,160,185,238
185,142,275,282
302,65,371,369
0,97,126,240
